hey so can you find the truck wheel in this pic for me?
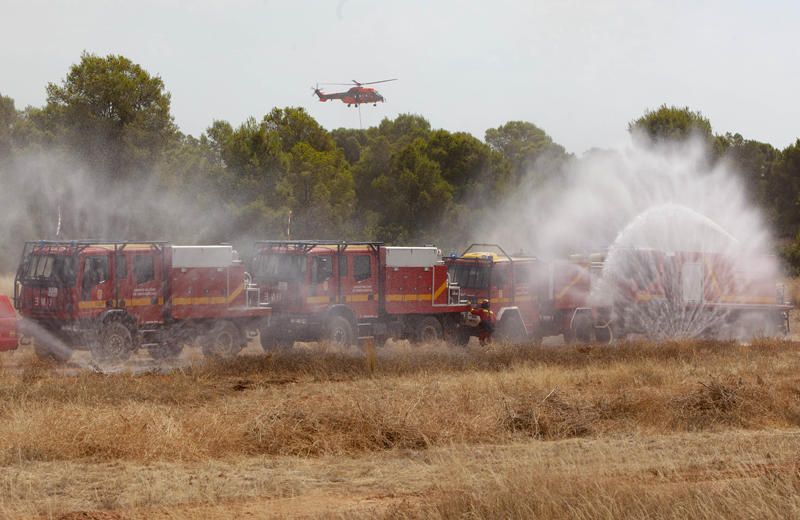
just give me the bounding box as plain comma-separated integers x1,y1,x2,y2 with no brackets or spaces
91,321,134,363
448,327,471,346
149,341,183,360
326,316,354,347
414,316,442,343
594,325,612,344
497,314,527,344
571,313,593,343
260,332,294,352
202,321,244,359
33,338,72,363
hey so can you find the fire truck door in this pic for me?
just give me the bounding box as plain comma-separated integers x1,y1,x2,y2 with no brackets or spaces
79,254,112,314
349,253,378,319
129,251,164,323
309,254,335,311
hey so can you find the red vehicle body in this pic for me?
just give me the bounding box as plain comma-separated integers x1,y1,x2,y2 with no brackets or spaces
314,86,385,106
593,248,791,339
446,244,790,343
313,79,396,107
445,244,596,343
251,241,470,347
14,240,270,362
0,295,18,351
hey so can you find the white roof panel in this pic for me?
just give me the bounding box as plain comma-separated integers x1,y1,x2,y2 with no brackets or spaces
385,247,440,267
171,245,233,268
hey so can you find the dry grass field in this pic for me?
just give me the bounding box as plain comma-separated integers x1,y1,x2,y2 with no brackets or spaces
2,338,800,519
3,276,800,518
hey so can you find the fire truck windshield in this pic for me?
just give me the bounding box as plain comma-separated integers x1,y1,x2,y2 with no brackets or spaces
21,253,76,285
449,263,491,290
253,253,306,282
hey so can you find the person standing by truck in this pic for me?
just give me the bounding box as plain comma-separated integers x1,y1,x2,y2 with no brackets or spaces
471,299,495,345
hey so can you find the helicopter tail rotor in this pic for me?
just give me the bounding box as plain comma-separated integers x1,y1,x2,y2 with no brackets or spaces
311,84,327,101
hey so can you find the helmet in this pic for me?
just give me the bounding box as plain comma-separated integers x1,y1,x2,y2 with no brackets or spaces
480,299,490,309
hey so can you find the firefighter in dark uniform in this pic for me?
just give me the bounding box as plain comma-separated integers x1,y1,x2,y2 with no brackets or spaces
470,299,496,346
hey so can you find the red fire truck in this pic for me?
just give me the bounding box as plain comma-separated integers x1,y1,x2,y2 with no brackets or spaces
594,248,791,339
445,244,602,343
0,295,18,351
447,244,790,343
14,240,270,363
250,241,470,347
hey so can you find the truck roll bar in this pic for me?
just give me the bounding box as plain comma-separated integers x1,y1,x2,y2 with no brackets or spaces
460,243,514,262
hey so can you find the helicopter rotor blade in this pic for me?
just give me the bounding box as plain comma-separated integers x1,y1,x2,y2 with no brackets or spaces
358,78,398,86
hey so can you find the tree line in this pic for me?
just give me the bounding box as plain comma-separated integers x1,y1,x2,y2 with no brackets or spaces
1,53,799,271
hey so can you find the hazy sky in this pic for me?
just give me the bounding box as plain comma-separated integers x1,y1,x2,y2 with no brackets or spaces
1,0,798,154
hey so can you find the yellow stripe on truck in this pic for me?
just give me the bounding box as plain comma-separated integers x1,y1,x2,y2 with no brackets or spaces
173,283,244,306
80,297,166,310
305,296,329,304
433,281,447,300
386,294,428,302
718,295,777,304
78,300,107,310
128,297,164,307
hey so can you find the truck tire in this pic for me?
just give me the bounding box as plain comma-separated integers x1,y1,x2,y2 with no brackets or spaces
149,341,183,360
202,321,244,359
414,316,443,343
594,325,612,344
454,327,472,346
260,332,294,352
571,312,593,343
497,314,527,344
325,315,354,347
91,321,134,364
33,338,72,363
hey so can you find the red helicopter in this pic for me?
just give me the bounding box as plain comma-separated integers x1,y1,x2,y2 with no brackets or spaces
312,79,397,107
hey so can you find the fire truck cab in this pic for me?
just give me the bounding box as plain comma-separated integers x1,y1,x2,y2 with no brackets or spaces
14,240,270,363
251,240,470,348
445,244,598,343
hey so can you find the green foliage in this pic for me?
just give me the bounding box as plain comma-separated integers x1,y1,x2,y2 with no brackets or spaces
262,107,334,153
43,52,176,178
0,94,15,159
768,140,800,238
485,121,567,185
779,235,800,277
716,132,779,220
280,142,355,237
4,51,800,275
331,128,367,164
629,105,712,143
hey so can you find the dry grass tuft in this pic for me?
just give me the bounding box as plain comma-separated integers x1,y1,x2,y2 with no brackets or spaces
501,389,595,439
673,376,762,428
2,337,800,518
395,464,800,520
2,339,800,465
